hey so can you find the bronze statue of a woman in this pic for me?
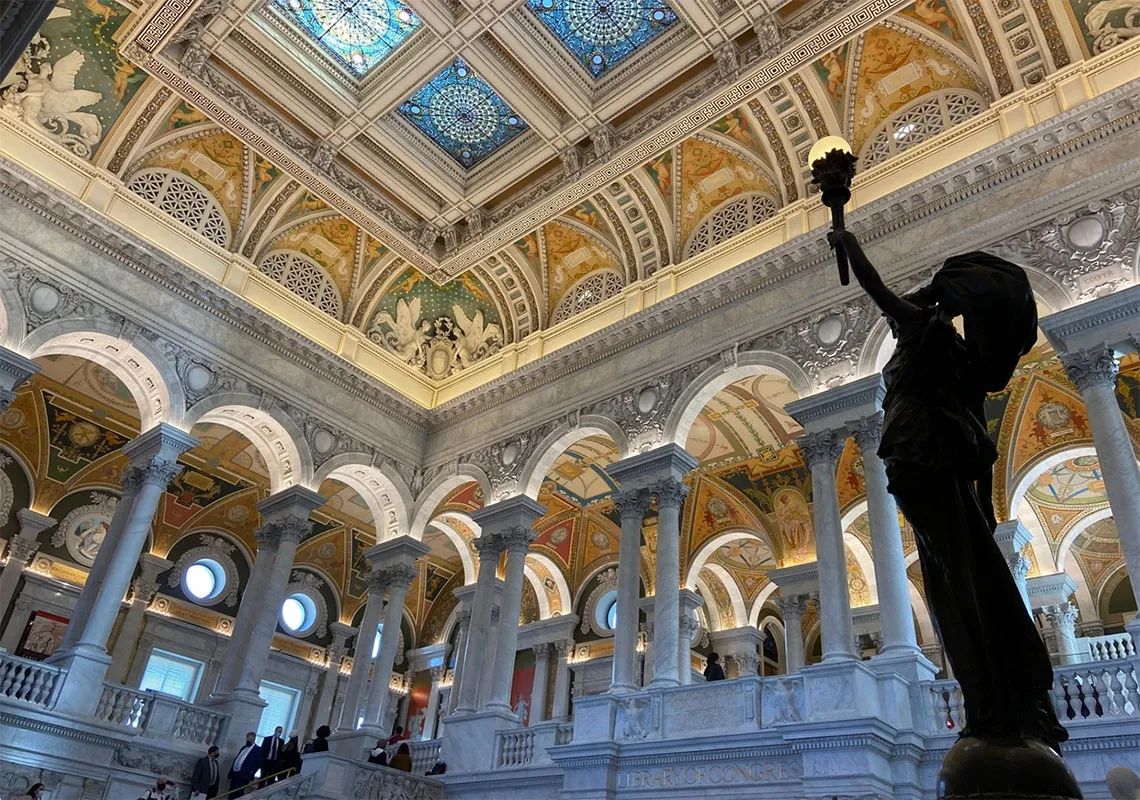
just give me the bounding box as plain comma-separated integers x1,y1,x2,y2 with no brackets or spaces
829,229,1082,798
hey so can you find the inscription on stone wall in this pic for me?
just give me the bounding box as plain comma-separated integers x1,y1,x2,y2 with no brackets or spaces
616,759,802,790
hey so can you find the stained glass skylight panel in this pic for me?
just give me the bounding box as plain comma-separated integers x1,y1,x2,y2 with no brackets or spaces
527,0,678,77
398,59,528,169
274,0,419,76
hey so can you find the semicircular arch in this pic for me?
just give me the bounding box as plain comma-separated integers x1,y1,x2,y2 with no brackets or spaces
519,419,628,501
410,467,491,539
315,455,411,542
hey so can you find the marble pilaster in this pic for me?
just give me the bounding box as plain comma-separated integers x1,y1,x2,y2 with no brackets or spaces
106,553,172,684
0,509,53,616
551,638,574,721
530,642,552,724
608,488,650,693
49,423,196,717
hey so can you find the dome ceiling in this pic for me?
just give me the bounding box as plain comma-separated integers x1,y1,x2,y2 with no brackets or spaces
1,0,1123,384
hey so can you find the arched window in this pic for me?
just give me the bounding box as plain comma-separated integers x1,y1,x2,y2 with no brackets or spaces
257,250,344,320
684,192,778,259
126,169,231,248
550,269,625,326
860,90,988,168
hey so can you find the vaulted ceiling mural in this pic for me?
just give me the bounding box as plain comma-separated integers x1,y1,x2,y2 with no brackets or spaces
3,0,1127,381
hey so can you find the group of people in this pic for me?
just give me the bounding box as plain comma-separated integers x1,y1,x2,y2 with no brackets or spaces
221,727,305,797
367,726,413,772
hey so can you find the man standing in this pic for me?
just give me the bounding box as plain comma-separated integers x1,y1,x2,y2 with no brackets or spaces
227,731,261,798
190,746,220,799
260,726,285,785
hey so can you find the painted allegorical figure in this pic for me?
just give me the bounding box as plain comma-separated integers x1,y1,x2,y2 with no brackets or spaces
828,230,1068,752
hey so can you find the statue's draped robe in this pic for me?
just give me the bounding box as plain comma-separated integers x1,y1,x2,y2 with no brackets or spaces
877,253,1068,749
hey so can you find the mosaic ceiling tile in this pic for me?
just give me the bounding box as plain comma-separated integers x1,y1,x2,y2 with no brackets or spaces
275,0,419,76
527,0,678,77
398,59,528,169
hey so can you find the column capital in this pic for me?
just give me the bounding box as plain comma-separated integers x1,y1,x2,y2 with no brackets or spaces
471,495,546,539
554,638,574,659
613,488,652,520
475,534,507,561
795,429,845,467
1006,552,1031,582
256,515,312,547
533,641,553,661
430,664,447,684
16,508,55,537
379,562,420,591
1042,602,1079,628
330,621,356,646
848,413,884,452
1059,345,1119,391
496,525,537,554
364,536,430,573
652,477,689,510
775,593,812,618
6,533,41,563
122,460,183,492
122,423,198,467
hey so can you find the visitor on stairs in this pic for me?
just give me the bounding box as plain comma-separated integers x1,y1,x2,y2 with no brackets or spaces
190,746,221,799
139,777,173,799
281,732,302,779
10,782,45,800
312,725,331,752
390,743,413,772
703,652,726,682
368,738,388,766
227,731,262,798
260,726,285,786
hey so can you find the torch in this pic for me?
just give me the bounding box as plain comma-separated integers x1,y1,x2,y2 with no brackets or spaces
808,136,857,286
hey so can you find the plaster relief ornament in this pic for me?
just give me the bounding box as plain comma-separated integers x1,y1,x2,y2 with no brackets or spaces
829,229,1081,798
368,298,503,379
1,47,103,158
1085,1,1140,53
52,492,119,567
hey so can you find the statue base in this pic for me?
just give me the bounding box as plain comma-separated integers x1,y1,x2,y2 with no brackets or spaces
938,736,1083,799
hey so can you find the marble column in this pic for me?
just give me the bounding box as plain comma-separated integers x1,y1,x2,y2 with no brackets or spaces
310,622,353,737
335,574,386,732
487,528,538,711
207,486,323,747
361,563,419,732
0,347,39,411
106,553,172,684
775,594,812,673
529,642,552,724
1060,346,1140,616
652,476,689,687
551,638,573,721
424,664,446,739
49,424,196,716
1042,602,1081,665
994,521,1033,614
796,430,855,663
610,488,650,693
455,534,503,714
446,609,471,715
848,414,920,657
0,510,53,615
677,589,704,685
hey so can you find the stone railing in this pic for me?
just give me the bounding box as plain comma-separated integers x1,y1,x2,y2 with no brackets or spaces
923,656,1140,733
1078,631,1136,662
0,651,64,710
496,727,536,767
94,683,153,729
162,695,227,746
409,738,441,774
1053,658,1140,724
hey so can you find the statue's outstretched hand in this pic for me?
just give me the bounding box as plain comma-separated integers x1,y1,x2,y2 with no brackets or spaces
827,229,858,253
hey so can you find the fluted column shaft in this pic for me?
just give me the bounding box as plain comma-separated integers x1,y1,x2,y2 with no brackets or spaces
797,430,855,662
363,564,418,727
456,535,503,713
0,510,53,616
107,553,171,683
850,415,919,656
651,478,688,687
336,581,386,730
1061,347,1140,613
551,639,573,721
446,610,471,715
311,622,352,737
611,489,650,693
776,594,812,673
529,643,552,724
488,531,535,710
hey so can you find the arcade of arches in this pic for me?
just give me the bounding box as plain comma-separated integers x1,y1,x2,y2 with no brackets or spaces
1,1,1139,798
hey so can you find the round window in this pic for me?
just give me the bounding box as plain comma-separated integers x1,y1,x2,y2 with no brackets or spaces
594,589,618,634
606,599,618,631
183,558,225,602
280,593,316,634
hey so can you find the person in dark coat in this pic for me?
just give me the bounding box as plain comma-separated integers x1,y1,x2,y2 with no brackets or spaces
190,746,221,798
281,732,302,778
367,738,388,766
260,726,285,785
389,743,412,772
227,731,262,798
703,652,726,682
312,724,331,752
